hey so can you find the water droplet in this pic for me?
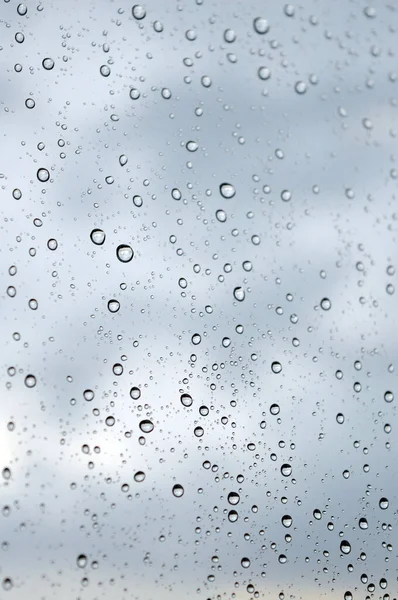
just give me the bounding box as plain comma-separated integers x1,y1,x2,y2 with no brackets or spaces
278,554,287,564
105,416,115,426
220,183,236,198
336,413,345,424
77,554,87,568
216,209,227,222
251,234,261,245
281,189,292,202
139,419,154,433
201,75,212,88
172,484,184,497
241,557,250,568
25,98,35,109
107,299,120,313
295,81,307,94
90,229,106,245
116,244,134,263
271,361,282,374
222,337,231,348
2,578,13,591
224,28,236,43
253,17,270,34
282,515,292,527
284,4,295,17
313,508,322,520
134,471,146,482
180,393,193,407
228,491,240,505
83,389,94,401
132,4,146,19
161,87,171,99
228,509,238,522
384,391,393,403
119,154,128,166
270,403,280,415
359,517,368,529
37,168,50,182
130,387,141,400
379,497,389,510
24,374,36,388
340,540,351,554
191,333,201,345
129,87,140,99
320,297,331,311
194,426,204,437
258,66,271,80
233,287,245,302
42,57,54,70
186,140,198,152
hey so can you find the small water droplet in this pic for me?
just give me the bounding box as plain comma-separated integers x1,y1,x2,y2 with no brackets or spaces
116,244,134,263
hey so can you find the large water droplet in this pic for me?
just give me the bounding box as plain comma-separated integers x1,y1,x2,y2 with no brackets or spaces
220,183,236,198
228,491,240,505
172,484,184,497
233,287,245,302
90,229,106,245
116,244,134,263
253,17,270,34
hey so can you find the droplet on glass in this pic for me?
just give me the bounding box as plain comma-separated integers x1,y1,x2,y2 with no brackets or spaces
253,17,270,34
37,168,50,182
172,484,184,497
220,183,236,198
107,299,120,313
116,244,134,263
90,229,106,245
24,374,37,388
233,287,245,302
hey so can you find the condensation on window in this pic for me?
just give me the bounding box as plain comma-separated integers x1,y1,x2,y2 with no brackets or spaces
1,1,397,599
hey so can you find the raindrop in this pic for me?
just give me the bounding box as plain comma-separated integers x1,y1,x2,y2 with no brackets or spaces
77,554,87,568
42,57,55,70
220,183,236,198
90,229,106,245
379,497,389,510
281,463,292,476
134,471,146,482
139,419,154,433
340,540,351,554
37,168,50,182
180,393,193,407
107,299,120,313
253,17,270,34
130,387,141,400
295,81,307,94
216,209,227,222
228,491,240,505
119,154,128,166
282,515,292,527
320,298,331,311
105,416,115,426
24,374,37,388
116,244,134,263
271,361,282,374
241,557,251,568
172,484,184,497
186,141,198,152
132,4,146,19
129,88,140,99
233,287,245,302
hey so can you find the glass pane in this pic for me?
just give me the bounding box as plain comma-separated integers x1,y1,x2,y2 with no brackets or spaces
1,1,397,599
